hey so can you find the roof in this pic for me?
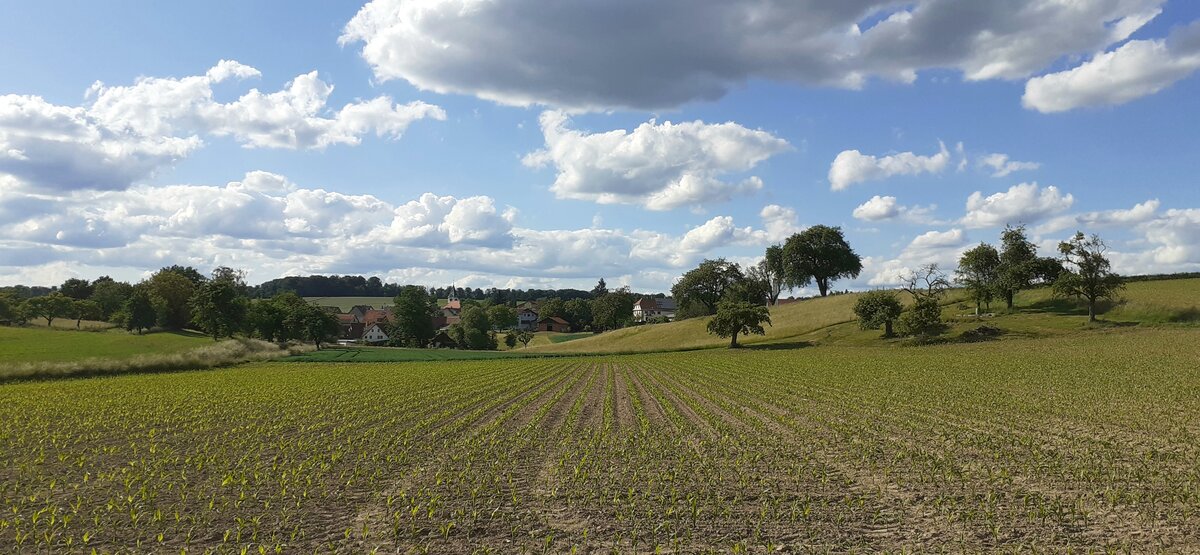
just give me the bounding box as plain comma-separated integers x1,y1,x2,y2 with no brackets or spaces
518,307,538,315
362,309,391,325
336,313,359,324
539,316,569,325
444,299,462,310
657,297,677,310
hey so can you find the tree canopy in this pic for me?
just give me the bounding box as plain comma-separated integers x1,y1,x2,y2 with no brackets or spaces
781,225,863,297
853,290,903,338
671,258,745,316
1054,232,1124,322
956,242,1001,314
706,300,771,348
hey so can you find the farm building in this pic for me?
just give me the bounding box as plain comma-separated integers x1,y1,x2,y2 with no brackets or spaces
362,324,389,345
537,316,570,333
633,297,677,322
517,308,539,330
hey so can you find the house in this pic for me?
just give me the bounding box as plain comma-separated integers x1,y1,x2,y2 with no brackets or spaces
430,330,456,349
537,316,570,333
348,305,374,321
362,323,389,345
517,308,539,331
440,306,461,326
633,297,678,322
362,309,391,327
340,322,365,341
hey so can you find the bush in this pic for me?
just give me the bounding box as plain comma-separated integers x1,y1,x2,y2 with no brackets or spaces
898,296,946,338
853,290,902,338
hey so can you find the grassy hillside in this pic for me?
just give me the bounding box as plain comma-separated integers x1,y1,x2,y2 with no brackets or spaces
531,292,864,354
533,278,1200,354
302,296,395,311
0,326,208,365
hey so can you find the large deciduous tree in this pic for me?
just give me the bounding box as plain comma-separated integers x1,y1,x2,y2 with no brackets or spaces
671,258,745,316
60,278,94,300
148,270,196,330
706,299,771,348
486,304,517,330
90,279,133,321
24,292,74,327
563,298,592,331
389,285,439,347
763,245,786,305
781,225,863,297
1054,232,1124,322
190,270,249,340
956,242,1001,315
124,287,158,335
590,287,635,331
853,290,903,338
71,299,102,329
997,225,1037,310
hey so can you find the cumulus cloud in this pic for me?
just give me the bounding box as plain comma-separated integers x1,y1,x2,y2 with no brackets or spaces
522,111,789,211
960,182,1074,229
760,204,803,242
978,153,1041,177
341,0,1164,111
0,61,444,192
1036,199,1161,234
865,228,969,286
1023,20,1200,113
0,172,785,289
851,195,939,224
829,142,950,191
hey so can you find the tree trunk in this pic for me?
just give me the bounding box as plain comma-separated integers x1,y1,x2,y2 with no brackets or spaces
817,279,829,297
1088,299,1096,322
730,332,739,349
1005,290,1014,310
975,302,981,317
884,320,893,338
76,318,82,329
46,317,53,327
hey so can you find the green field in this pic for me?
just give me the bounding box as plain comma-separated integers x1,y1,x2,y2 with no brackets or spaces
302,296,395,311
288,346,566,362
3,328,1199,552
0,326,208,365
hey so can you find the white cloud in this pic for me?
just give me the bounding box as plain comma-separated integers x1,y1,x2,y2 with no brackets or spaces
961,183,1074,229
0,61,444,192
0,172,784,290
865,228,968,286
978,153,1041,177
341,0,1164,111
522,111,789,211
1036,199,1161,234
852,195,940,224
1023,20,1200,113
829,142,950,191
760,204,803,242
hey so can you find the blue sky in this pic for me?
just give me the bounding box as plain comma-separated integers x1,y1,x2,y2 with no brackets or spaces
2,0,1199,292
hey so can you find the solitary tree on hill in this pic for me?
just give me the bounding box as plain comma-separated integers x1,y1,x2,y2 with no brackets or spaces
781,225,863,297
671,258,745,316
706,299,771,348
853,290,903,338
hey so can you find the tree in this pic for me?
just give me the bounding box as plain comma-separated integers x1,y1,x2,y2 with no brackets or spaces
539,297,565,319
160,265,207,286
124,287,158,334
190,274,248,340
287,304,340,349
591,287,635,331
148,270,196,330
898,264,950,337
671,259,745,316
762,245,787,304
71,299,102,329
563,298,592,331
24,292,74,327
781,225,863,297
90,279,133,321
997,225,1038,310
706,300,771,348
389,285,438,347
0,293,16,324
504,331,518,349
516,330,534,348
457,306,495,350
486,304,517,330
590,278,608,298
956,242,1001,315
60,278,94,300
1054,232,1124,322
853,290,903,338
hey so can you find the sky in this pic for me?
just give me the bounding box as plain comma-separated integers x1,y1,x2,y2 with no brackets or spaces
1,0,1199,294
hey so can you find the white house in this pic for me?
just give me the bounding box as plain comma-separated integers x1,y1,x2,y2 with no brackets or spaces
517,308,539,331
633,297,677,322
362,323,389,344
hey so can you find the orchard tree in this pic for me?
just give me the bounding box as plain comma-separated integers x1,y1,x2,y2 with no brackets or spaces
956,242,1001,315
517,329,535,348
853,290,903,338
90,279,133,321
563,298,592,331
504,331,518,349
706,299,771,348
124,287,158,334
1055,232,1124,322
781,225,863,297
590,287,635,331
762,245,787,305
486,304,517,330
390,285,438,347
898,264,950,337
287,304,340,350
997,225,1037,309
71,299,102,329
190,271,248,340
148,270,196,330
538,297,565,319
671,258,745,316
24,292,74,327
60,278,94,300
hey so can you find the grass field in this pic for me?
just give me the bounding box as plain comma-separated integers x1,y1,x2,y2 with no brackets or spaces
3,327,1199,552
288,346,566,362
302,296,395,311
0,326,208,365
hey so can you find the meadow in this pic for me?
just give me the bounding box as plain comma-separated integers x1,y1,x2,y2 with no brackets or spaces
0,326,207,365
3,327,1199,553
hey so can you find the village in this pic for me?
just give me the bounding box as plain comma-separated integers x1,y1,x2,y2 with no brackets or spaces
324,290,680,346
